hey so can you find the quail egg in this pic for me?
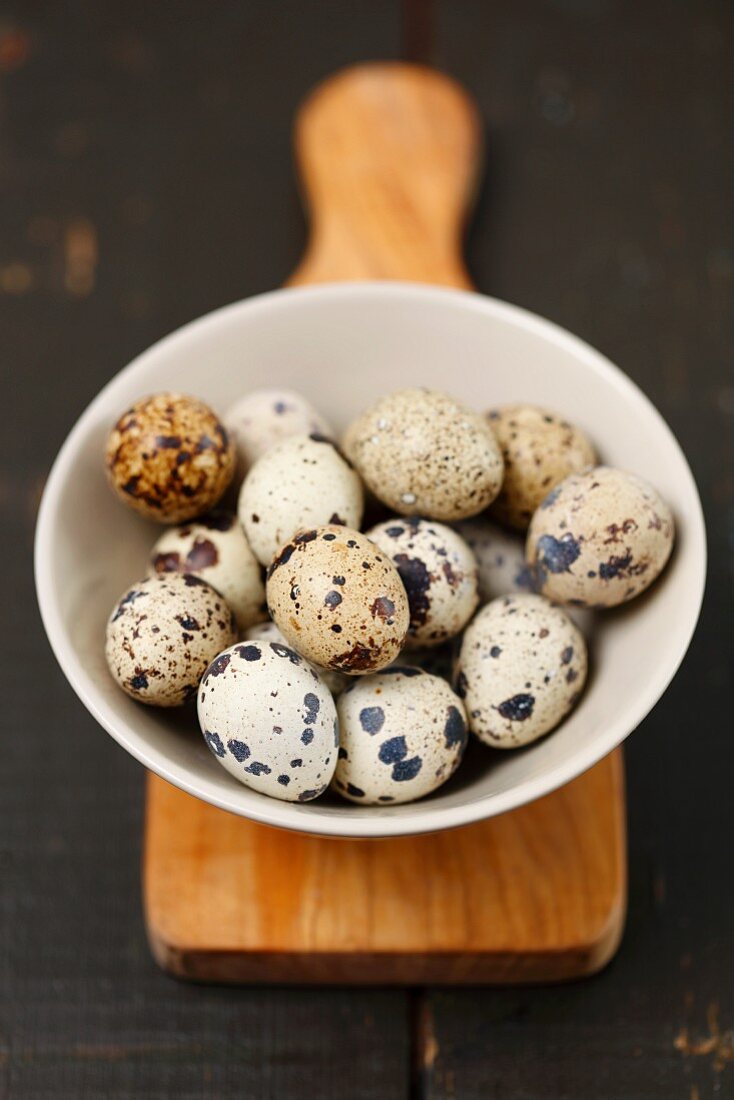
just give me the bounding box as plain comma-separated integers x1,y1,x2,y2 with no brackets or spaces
456,593,587,748
367,517,479,646
487,405,596,529
105,392,234,522
197,639,338,801
239,434,364,566
333,667,468,805
148,510,265,632
345,389,504,520
105,573,237,706
225,388,333,481
266,525,410,674
453,517,538,602
526,466,675,608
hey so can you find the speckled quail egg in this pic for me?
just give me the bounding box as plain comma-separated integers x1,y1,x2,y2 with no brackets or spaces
243,619,348,696
266,525,410,675
333,667,468,805
526,466,675,608
455,516,595,634
367,517,479,647
457,593,587,748
197,638,338,802
105,392,234,522
239,434,364,566
148,510,265,632
225,388,333,481
346,389,504,520
105,573,237,706
454,517,538,602
487,405,596,529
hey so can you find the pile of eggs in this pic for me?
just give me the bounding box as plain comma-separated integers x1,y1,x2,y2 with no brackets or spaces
103,387,675,806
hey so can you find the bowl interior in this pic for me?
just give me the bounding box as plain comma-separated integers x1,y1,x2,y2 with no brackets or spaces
35,283,705,837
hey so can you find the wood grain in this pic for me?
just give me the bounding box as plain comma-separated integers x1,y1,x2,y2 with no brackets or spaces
145,752,625,984
289,63,480,288
144,62,627,986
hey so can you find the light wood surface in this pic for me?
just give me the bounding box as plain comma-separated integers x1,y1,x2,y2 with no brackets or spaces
144,62,627,984
289,62,479,288
145,753,626,983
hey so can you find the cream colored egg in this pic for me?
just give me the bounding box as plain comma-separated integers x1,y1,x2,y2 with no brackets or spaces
197,638,338,802
487,405,596,529
225,389,333,481
266,525,410,675
526,466,675,608
457,593,587,748
346,389,504,520
105,574,237,706
333,667,468,804
239,434,364,566
148,511,265,632
367,517,479,647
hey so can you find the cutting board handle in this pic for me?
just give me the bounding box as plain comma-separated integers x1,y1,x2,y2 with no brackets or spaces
289,62,481,289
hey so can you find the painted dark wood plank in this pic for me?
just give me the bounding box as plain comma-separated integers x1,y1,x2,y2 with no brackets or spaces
422,0,734,1096
0,2,410,1098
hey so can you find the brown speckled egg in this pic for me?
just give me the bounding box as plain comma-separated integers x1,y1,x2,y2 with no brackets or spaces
367,517,479,647
147,510,266,632
266,525,410,675
105,393,234,523
526,466,675,608
457,593,587,748
345,389,504,520
105,573,237,706
487,405,597,529
239,434,364,566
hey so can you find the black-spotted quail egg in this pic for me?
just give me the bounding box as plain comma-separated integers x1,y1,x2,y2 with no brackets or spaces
345,389,504,520
105,393,234,522
333,667,468,805
105,573,237,706
487,405,596,529
197,638,338,801
454,517,538,601
148,510,265,632
266,525,410,675
457,593,587,748
225,388,333,481
244,619,348,695
455,517,594,634
239,434,364,566
367,517,479,647
526,466,675,608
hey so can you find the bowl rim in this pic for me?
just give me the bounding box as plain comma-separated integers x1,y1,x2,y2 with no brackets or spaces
34,281,707,838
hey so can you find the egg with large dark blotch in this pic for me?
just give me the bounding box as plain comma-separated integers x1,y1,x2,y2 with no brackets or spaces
526,466,674,608
332,667,468,804
148,510,265,632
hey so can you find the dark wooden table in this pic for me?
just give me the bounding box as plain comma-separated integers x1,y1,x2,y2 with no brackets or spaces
2,1,732,1096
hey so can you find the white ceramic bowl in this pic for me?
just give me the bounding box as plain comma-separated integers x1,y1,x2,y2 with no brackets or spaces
35,283,705,838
